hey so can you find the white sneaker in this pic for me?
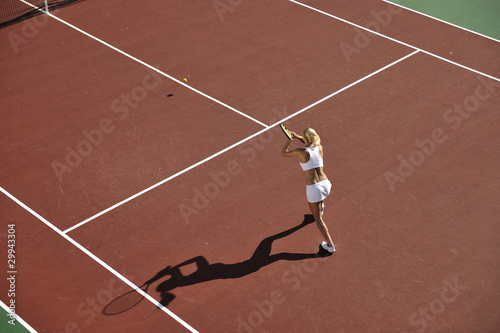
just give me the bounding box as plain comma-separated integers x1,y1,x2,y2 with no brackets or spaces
321,241,335,253
321,202,325,215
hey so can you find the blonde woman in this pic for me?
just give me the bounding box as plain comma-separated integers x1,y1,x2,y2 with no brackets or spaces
281,128,335,253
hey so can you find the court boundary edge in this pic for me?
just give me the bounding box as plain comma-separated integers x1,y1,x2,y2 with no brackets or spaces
382,0,500,44
0,187,199,333
0,300,37,333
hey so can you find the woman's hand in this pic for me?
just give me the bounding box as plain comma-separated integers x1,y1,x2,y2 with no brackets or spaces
291,132,305,143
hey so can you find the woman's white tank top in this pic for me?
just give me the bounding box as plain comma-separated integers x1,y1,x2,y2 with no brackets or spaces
300,146,323,171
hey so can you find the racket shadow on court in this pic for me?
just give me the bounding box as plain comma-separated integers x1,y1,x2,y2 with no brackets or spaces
103,214,331,314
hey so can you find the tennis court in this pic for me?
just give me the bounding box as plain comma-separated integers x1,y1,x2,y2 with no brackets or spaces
1,0,499,332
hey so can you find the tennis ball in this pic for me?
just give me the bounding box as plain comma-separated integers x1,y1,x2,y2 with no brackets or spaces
183,78,188,83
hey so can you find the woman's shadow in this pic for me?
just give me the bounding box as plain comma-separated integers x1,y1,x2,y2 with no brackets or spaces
145,214,332,307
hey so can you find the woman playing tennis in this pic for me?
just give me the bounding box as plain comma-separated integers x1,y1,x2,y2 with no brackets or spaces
281,127,335,253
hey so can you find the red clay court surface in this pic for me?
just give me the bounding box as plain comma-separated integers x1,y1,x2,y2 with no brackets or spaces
1,0,499,332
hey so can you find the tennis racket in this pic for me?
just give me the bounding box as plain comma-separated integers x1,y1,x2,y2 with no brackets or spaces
280,123,293,140
103,283,150,315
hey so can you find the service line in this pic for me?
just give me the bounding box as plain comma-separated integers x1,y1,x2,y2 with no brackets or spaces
65,49,420,233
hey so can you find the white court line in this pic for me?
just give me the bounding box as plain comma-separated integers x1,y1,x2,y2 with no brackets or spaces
64,126,273,233
18,0,268,128
64,49,420,233
382,0,500,44
0,187,199,333
0,300,38,333
288,0,500,82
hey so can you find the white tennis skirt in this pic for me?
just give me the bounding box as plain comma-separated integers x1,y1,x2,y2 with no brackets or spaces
306,179,332,203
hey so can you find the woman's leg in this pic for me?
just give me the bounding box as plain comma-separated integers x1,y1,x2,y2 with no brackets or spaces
308,201,334,247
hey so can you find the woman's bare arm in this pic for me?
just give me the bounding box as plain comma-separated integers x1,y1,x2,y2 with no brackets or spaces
281,140,304,158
